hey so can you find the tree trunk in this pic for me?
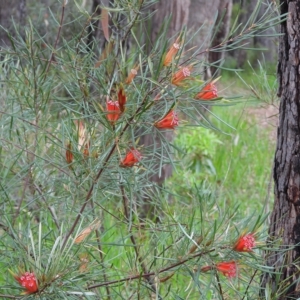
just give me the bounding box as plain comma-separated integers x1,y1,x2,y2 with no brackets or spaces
229,0,257,67
188,0,220,78
208,0,233,76
261,1,300,299
139,0,233,219
0,0,27,48
139,0,190,220
253,1,277,63
150,0,190,41
230,0,277,68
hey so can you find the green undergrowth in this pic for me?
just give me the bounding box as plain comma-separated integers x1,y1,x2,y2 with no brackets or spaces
212,104,276,214
168,100,277,220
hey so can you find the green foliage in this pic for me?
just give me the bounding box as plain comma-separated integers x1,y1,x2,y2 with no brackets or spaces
175,126,222,174
0,0,285,299
167,127,222,198
212,103,276,214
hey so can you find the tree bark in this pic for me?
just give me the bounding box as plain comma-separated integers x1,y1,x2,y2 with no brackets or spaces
138,0,191,219
261,1,300,299
0,0,27,48
253,1,277,63
139,0,233,219
150,0,190,41
208,0,233,76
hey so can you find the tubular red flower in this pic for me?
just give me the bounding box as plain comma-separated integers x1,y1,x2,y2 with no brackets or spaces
13,271,38,294
106,100,121,123
195,82,218,100
171,66,193,86
125,68,138,85
216,261,237,278
163,36,181,66
154,110,179,129
66,142,73,164
233,233,256,252
118,86,127,112
120,148,142,168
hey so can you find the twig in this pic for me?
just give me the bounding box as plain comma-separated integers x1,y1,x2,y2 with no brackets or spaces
90,199,111,300
61,142,116,249
34,183,60,230
107,0,145,84
62,87,155,249
241,269,258,300
120,185,158,295
44,0,67,75
12,174,28,226
85,0,101,53
215,272,225,300
88,248,214,290
0,138,69,177
0,295,19,299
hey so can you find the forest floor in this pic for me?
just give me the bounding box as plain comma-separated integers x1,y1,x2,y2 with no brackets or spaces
246,104,279,141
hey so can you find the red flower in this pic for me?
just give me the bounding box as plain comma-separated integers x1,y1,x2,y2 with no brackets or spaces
163,36,181,66
66,142,73,164
195,82,218,100
216,261,237,278
120,148,142,168
171,66,193,86
125,68,138,84
233,233,256,252
106,100,121,124
154,110,179,129
13,271,38,294
118,86,127,112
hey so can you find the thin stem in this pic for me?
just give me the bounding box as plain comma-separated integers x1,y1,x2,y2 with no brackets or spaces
88,248,214,290
12,175,28,226
62,142,116,249
0,295,18,299
0,138,69,177
120,185,148,274
62,88,154,249
242,269,258,300
44,1,66,75
34,183,60,230
107,0,144,84
120,185,161,298
90,199,111,300
215,272,225,300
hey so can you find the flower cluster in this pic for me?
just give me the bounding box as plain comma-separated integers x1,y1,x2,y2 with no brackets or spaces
12,271,38,294
106,86,127,124
200,233,256,280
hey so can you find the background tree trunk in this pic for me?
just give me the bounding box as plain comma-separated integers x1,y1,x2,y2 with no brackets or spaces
138,0,233,220
230,0,277,68
150,0,190,41
253,1,277,63
261,1,300,299
0,0,27,48
139,0,191,220
208,0,233,76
